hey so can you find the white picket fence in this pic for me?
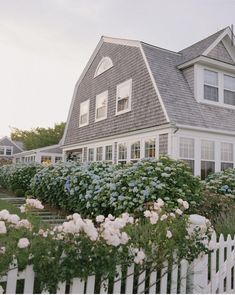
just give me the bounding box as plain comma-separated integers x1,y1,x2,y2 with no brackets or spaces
0,232,234,294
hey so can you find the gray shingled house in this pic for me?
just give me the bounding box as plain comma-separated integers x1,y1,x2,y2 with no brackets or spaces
0,136,24,163
61,27,235,179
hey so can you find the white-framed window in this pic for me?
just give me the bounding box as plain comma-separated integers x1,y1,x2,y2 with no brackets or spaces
204,69,219,102
88,148,94,162
201,140,215,179
6,148,12,156
55,156,62,163
0,147,4,155
41,156,52,164
95,91,108,121
221,142,234,170
116,79,132,115
224,74,235,106
79,100,89,127
145,139,156,158
105,145,113,161
118,143,127,164
96,147,103,161
179,137,195,173
131,141,140,162
94,57,113,77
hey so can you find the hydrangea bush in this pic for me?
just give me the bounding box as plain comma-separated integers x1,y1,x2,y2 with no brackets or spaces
31,157,203,217
0,163,43,195
0,197,213,292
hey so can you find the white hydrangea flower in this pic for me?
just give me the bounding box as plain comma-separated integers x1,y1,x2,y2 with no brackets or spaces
157,198,165,207
0,209,10,221
7,214,20,225
18,238,30,249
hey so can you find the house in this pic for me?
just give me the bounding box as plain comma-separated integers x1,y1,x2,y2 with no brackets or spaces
0,136,24,163
13,144,63,164
61,26,235,179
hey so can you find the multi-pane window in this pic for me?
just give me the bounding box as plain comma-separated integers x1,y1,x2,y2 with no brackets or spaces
224,75,235,106
221,142,234,170
88,148,94,162
96,147,103,161
201,140,215,179
94,57,113,77
179,138,195,173
95,91,108,121
0,147,4,155
145,139,156,158
105,145,113,161
79,100,89,127
55,157,62,163
118,143,127,164
116,79,132,114
41,156,52,164
6,148,12,156
204,69,219,102
131,141,140,162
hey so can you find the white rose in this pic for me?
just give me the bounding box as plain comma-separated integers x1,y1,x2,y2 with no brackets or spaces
144,210,151,218
0,247,6,254
17,238,30,249
20,205,26,213
177,198,183,205
166,230,172,239
150,212,159,224
96,215,105,223
0,221,7,234
120,232,129,244
182,201,189,210
175,208,183,215
157,198,164,207
170,213,176,218
160,214,168,221
7,214,20,224
0,209,10,220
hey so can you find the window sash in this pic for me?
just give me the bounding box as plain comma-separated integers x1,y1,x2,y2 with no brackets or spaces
201,161,215,180
0,147,4,155
96,92,107,120
5,148,12,156
221,142,233,162
145,139,156,158
96,147,103,161
179,138,194,159
224,75,235,91
204,70,218,86
116,79,132,114
88,148,94,162
224,90,235,106
118,144,127,161
204,85,219,102
105,145,112,161
79,100,89,126
131,141,140,160
201,140,215,160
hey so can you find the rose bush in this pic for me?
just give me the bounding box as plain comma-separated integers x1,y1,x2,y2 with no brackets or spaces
0,197,213,293
30,157,203,217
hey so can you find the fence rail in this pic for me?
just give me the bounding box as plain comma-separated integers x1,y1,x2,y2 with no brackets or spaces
1,232,235,294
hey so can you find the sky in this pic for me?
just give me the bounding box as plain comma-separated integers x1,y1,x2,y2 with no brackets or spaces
0,0,235,137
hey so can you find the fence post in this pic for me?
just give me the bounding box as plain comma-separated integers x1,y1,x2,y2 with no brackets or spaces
188,215,209,294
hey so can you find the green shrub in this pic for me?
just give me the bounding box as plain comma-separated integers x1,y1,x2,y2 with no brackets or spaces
31,157,203,217
0,163,43,195
213,210,235,236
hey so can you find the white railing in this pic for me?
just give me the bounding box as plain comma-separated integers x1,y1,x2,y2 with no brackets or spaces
1,232,235,294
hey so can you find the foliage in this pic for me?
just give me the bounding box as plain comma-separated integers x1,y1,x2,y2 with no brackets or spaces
0,163,43,195
205,168,235,198
10,122,65,150
213,210,235,237
0,198,212,292
30,157,203,217
0,158,12,167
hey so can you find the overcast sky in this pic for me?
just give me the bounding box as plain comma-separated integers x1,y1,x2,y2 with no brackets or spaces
0,0,235,137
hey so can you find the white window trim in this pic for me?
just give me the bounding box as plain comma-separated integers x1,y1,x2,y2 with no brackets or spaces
130,140,141,161
0,146,13,156
220,142,234,163
94,57,113,78
79,100,90,127
95,90,108,122
179,137,195,160
195,64,235,110
115,79,132,116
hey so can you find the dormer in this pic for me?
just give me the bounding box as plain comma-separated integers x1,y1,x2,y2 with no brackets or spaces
178,27,235,109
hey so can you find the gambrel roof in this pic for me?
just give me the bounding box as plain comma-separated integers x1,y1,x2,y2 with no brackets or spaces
62,27,235,146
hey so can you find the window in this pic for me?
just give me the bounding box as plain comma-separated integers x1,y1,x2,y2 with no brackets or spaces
221,142,233,170
118,143,127,164
179,138,195,173
6,148,12,156
145,139,156,158
131,141,140,162
96,147,103,161
201,140,215,179
0,147,4,155
55,157,62,163
204,70,219,102
95,91,108,121
105,145,113,161
88,148,94,162
94,57,113,77
116,79,132,115
41,156,52,164
79,100,89,127
224,75,235,106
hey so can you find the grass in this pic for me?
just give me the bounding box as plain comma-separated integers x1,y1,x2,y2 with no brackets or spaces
213,210,235,237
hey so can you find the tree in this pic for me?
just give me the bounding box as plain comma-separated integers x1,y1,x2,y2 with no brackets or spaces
11,122,66,150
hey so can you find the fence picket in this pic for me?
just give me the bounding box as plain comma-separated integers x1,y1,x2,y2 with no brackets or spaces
210,232,217,294
70,277,85,294
149,270,157,294
170,263,178,294
160,261,168,294
100,278,109,294
113,265,122,294
23,265,35,294
86,275,95,294
219,234,225,293
137,269,146,294
226,235,232,293
6,259,18,294
125,264,134,294
56,282,66,294
180,259,188,294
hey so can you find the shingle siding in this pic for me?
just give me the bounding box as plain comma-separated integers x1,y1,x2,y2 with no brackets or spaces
0,137,22,154
64,42,168,146
182,66,194,94
207,41,234,64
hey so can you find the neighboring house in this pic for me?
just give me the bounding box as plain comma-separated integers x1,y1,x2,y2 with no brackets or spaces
61,26,235,179
0,136,24,162
13,144,63,164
